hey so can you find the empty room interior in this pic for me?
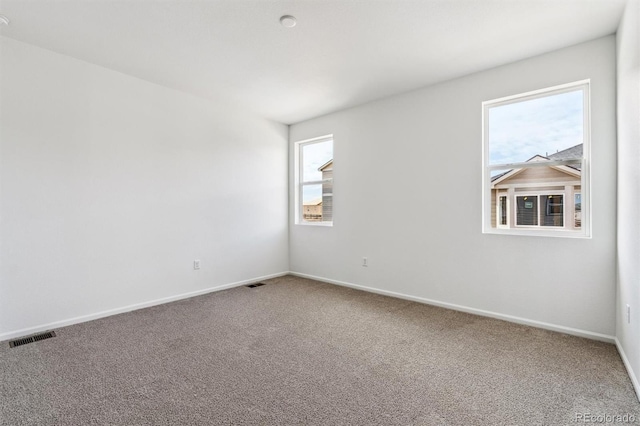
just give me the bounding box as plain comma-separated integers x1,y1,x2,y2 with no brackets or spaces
1,0,640,424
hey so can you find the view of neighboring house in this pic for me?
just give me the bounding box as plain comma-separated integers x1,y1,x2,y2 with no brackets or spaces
302,159,333,222
491,144,582,230
302,199,323,221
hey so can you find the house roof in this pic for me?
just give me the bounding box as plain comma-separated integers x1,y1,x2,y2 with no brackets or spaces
303,198,323,206
548,144,583,171
491,144,582,184
319,160,333,172
491,170,511,181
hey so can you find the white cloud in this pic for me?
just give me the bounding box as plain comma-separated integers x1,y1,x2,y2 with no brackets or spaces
489,89,583,164
302,140,333,181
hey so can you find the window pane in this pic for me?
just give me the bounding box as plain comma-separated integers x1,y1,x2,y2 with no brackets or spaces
516,196,538,226
302,184,323,222
488,89,583,165
483,82,589,236
542,195,563,227
302,140,333,182
302,184,332,223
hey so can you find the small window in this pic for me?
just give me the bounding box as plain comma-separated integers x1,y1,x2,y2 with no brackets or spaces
499,196,508,227
545,195,563,218
295,135,333,225
574,193,582,228
482,81,590,237
516,195,539,226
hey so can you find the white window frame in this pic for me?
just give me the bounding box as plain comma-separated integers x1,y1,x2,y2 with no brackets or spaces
482,80,591,238
294,135,334,226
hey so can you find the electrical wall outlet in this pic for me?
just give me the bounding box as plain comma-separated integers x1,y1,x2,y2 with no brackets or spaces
194,259,201,270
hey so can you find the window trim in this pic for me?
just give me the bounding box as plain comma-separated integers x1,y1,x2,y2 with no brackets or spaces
482,80,591,238
294,134,334,226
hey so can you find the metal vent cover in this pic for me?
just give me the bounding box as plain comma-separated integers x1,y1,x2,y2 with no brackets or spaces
246,283,266,288
9,331,56,348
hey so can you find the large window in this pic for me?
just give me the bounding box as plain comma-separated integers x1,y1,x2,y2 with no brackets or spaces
482,81,590,237
295,135,333,225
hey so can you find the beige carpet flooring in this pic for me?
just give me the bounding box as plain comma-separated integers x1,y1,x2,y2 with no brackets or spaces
1,275,638,425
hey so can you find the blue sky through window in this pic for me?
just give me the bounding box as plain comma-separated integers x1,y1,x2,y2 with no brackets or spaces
488,89,583,165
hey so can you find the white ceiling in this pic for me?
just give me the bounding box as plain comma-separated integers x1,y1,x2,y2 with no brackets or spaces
0,0,628,124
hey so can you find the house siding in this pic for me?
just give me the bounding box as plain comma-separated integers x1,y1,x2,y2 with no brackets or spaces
322,167,333,222
495,167,579,187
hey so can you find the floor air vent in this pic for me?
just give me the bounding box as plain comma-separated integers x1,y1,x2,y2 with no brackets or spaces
246,283,266,288
9,331,56,348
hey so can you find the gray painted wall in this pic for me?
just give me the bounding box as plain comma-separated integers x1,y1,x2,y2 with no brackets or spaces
0,37,289,339
290,36,617,339
617,0,640,395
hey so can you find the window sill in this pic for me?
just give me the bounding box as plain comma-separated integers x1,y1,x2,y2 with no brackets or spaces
483,228,590,239
296,221,333,227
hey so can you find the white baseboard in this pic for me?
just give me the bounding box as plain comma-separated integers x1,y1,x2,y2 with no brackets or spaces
2,270,617,347
615,338,640,402
0,271,289,343
4,270,632,397
290,271,616,344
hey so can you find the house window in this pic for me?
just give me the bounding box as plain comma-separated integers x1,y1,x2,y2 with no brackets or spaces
574,193,582,228
295,135,333,225
515,194,564,227
482,80,590,237
516,195,538,226
499,196,508,226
